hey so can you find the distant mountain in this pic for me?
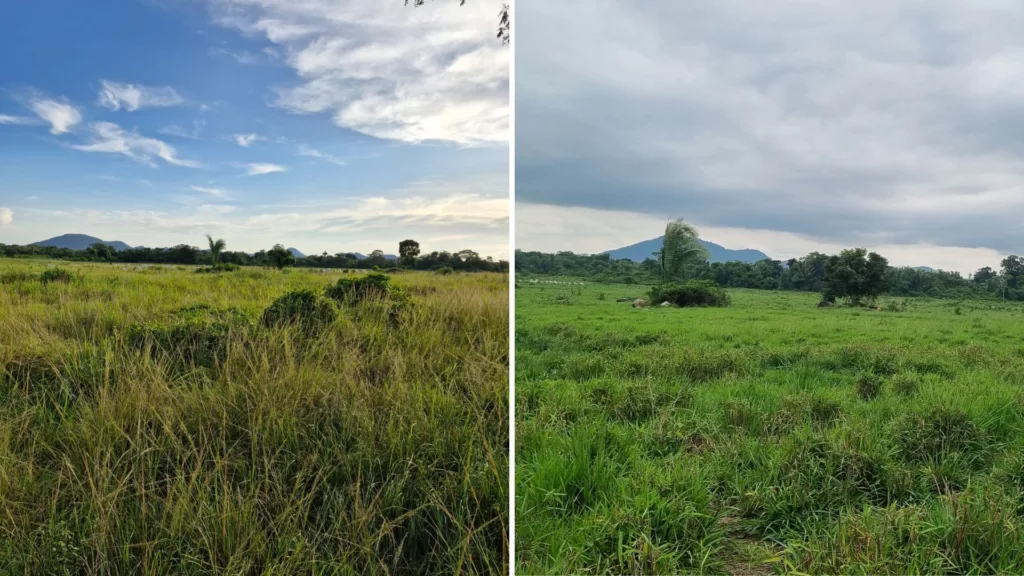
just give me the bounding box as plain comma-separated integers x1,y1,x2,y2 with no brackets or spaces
351,252,398,261
33,233,134,252
287,247,305,259
604,237,770,264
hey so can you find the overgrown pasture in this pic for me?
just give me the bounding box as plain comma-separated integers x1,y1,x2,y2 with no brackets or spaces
0,259,508,574
516,280,1024,574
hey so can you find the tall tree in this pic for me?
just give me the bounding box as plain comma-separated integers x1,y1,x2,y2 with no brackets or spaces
399,239,421,267
823,248,889,304
88,242,113,261
659,219,709,281
1001,255,1024,289
206,234,226,265
267,244,295,270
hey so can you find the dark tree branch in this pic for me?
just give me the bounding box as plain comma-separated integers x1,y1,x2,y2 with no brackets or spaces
406,0,510,45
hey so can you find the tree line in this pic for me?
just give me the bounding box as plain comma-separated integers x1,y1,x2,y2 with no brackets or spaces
0,238,508,273
515,248,1024,301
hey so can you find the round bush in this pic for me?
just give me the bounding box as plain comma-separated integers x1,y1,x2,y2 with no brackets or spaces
647,280,729,307
40,268,76,284
261,289,338,332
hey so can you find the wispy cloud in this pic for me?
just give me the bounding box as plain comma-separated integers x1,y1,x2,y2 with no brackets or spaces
297,144,346,166
0,208,12,226
159,120,205,139
98,80,184,111
241,162,287,176
190,185,230,198
0,114,36,126
25,196,39,202
72,122,200,168
28,97,82,134
233,133,264,147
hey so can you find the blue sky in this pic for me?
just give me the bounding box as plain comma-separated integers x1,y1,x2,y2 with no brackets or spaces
0,0,508,258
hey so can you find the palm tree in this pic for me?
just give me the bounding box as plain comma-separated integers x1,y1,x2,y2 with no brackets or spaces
206,234,226,265
660,218,708,281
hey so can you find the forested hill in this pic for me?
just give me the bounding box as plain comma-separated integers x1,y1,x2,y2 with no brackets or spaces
604,237,769,263
515,249,1024,301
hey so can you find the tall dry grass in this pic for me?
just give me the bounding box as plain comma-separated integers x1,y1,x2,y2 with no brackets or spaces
0,260,508,574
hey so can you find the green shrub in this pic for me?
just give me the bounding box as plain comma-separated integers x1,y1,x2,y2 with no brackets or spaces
260,289,338,332
0,271,35,284
435,266,454,276
325,273,411,324
325,272,395,303
648,280,729,307
40,268,76,284
195,263,240,273
126,304,255,369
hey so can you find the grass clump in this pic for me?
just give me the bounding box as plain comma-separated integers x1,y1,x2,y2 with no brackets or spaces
855,372,883,400
126,303,254,369
40,267,76,284
260,289,338,333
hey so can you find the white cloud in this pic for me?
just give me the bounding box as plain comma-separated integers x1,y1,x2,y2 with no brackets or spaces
0,208,12,226
206,0,508,145
241,162,287,176
98,80,184,111
9,171,507,257
233,133,264,147
190,185,230,198
0,114,35,125
297,144,346,166
72,122,200,168
25,196,39,202
28,97,82,134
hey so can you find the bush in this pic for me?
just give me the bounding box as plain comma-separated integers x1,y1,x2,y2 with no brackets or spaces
40,268,76,284
435,266,454,276
195,263,240,273
648,280,729,307
326,273,401,304
0,271,35,284
126,304,254,369
261,289,338,332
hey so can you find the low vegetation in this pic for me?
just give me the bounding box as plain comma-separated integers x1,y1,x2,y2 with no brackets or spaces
516,249,1024,301
1,238,508,273
516,280,1024,574
0,259,508,573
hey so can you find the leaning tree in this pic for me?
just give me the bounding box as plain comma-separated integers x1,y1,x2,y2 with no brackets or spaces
659,219,709,282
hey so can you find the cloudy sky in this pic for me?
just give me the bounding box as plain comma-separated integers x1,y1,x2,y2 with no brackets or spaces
0,0,508,258
515,0,1024,275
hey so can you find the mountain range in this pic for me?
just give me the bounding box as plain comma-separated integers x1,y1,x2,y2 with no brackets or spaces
604,237,770,264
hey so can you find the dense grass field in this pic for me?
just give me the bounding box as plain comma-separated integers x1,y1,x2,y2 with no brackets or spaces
0,259,508,574
516,279,1024,575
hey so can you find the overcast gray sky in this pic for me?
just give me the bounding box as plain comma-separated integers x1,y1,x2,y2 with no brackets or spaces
515,0,1024,275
